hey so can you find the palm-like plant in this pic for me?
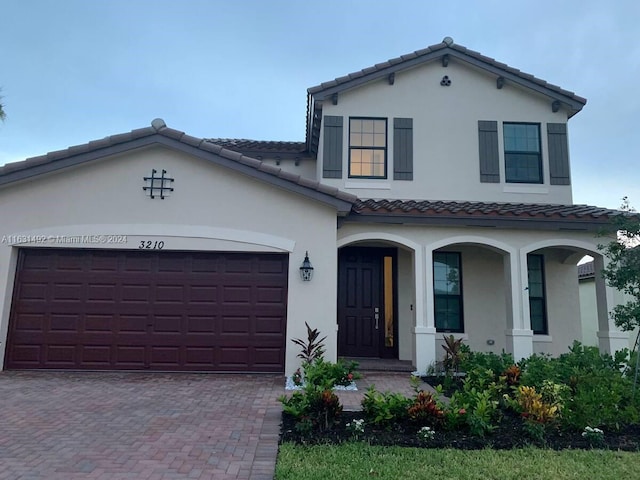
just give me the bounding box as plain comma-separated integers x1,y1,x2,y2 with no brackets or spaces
442,334,464,374
291,322,327,364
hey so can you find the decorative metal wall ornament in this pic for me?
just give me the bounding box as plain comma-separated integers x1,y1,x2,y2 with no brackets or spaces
143,169,174,199
440,75,452,86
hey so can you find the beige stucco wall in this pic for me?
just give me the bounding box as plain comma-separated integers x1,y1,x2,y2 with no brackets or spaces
0,145,339,373
531,251,581,356
579,277,638,351
579,277,599,347
318,58,573,204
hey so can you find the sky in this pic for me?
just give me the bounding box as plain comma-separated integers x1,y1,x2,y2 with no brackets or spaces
1,0,638,209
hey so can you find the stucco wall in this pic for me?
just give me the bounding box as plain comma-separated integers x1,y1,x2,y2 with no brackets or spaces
578,278,599,347
579,277,638,351
532,251,581,356
318,58,573,204
0,145,339,373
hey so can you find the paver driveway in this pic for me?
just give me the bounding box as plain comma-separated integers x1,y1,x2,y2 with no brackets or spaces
0,371,283,480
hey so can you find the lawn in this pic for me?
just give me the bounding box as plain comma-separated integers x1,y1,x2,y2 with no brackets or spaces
275,442,640,480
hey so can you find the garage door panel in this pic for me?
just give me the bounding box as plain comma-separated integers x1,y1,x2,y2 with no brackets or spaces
154,285,186,304
221,316,250,334
121,284,151,303
46,345,76,364
256,286,286,304
6,249,288,372
85,316,114,332
49,314,80,332
80,345,112,365
117,315,149,333
255,316,286,334
186,316,216,333
11,345,41,364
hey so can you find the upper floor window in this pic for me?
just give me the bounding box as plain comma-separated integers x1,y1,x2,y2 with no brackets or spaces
349,118,387,178
504,123,542,184
527,254,548,335
433,252,463,333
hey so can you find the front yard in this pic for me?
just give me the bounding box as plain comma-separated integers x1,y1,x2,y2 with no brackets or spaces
277,340,640,478
275,443,639,480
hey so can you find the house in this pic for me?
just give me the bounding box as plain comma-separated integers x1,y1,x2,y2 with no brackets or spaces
0,38,629,375
578,260,638,350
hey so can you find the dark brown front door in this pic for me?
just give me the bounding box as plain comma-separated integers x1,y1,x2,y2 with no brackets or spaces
338,247,388,357
6,249,288,372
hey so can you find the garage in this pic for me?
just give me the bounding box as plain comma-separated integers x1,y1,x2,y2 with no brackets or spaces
5,249,288,372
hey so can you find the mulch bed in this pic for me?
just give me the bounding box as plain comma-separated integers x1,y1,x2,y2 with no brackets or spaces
280,410,640,451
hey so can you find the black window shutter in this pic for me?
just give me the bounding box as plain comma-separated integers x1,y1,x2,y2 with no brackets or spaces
393,118,413,180
322,115,343,179
547,123,570,185
478,120,500,183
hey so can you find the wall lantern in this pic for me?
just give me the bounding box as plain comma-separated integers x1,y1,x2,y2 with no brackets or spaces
299,251,314,281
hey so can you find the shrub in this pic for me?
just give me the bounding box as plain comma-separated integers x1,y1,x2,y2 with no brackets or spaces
407,391,445,427
503,365,521,386
459,350,515,378
361,386,411,428
280,384,343,432
519,342,640,430
442,335,466,374
446,378,499,437
303,357,359,389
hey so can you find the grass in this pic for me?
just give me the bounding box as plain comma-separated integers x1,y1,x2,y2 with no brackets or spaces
275,442,640,480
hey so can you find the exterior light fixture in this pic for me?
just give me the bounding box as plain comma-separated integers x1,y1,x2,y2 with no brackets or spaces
299,251,314,281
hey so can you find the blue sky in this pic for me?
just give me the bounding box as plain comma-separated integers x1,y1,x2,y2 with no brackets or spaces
1,0,638,209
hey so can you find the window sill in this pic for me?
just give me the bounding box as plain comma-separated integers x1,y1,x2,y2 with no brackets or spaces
345,181,392,190
437,332,468,340
503,185,549,195
532,335,552,343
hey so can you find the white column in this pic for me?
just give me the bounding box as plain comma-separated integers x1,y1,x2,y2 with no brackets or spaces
594,256,630,353
505,250,533,361
413,246,436,373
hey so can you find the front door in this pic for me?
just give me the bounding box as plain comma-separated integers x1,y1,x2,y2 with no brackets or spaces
338,247,396,358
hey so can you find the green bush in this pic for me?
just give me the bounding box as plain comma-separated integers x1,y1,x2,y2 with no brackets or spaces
519,342,640,429
459,350,515,378
302,357,359,389
444,374,501,436
361,386,411,428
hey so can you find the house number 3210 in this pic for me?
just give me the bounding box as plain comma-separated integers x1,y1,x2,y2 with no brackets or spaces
138,240,165,250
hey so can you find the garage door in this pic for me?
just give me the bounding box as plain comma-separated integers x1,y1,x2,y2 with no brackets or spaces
5,249,288,372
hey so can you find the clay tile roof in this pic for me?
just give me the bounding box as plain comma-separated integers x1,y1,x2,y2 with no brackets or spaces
207,138,307,154
578,261,595,279
349,199,621,231
307,38,586,107
0,119,356,213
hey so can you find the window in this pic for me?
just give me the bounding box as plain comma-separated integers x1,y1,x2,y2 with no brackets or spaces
433,252,463,332
504,123,542,183
527,254,548,334
349,118,387,178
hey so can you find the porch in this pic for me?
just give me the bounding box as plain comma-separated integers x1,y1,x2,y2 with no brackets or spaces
336,227,629,373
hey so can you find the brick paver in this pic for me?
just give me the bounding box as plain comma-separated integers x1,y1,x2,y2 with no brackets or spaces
335,372,432,410
0,372,283,480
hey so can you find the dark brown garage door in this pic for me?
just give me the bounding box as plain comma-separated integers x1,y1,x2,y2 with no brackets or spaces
6,249,288,372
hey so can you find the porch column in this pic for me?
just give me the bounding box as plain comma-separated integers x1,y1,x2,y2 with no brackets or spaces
413,246,436,373
505,250,533,361
594,256,630,353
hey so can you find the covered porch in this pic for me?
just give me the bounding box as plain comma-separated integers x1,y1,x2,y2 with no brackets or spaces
337,226,628,373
